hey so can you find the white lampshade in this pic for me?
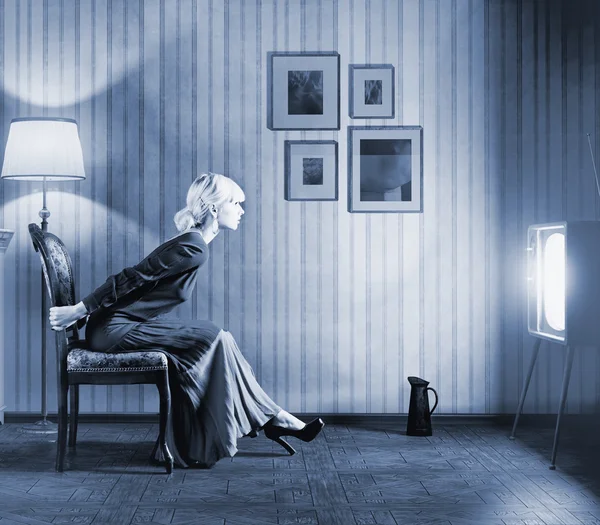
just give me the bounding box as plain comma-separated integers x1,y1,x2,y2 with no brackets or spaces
1,117,85,181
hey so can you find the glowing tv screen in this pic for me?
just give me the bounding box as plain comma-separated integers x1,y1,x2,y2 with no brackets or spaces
527,221,600,345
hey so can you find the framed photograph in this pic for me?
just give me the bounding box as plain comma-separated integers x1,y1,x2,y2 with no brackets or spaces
349,64,395,119
348,126,423,213
267,52,340,130
284,140,338,201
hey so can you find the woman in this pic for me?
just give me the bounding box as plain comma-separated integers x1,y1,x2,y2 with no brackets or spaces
48,172,324,468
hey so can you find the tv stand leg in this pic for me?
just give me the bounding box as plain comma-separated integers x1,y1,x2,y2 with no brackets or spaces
510,338,542,439
549,344,575,470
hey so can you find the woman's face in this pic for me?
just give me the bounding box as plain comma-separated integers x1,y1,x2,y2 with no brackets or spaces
217,199,245,230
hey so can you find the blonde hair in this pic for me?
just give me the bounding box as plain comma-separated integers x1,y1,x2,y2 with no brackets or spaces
173,172,245,233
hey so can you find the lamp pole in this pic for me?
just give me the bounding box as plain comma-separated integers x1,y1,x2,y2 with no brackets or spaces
22,178,57,433
40,177,52,427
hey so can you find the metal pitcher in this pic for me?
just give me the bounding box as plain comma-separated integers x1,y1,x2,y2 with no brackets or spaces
406,376,438,437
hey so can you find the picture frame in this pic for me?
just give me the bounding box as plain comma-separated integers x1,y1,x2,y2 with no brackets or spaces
267,52,340,130
284,140,338,201
348,64,395,119
348,126,423,213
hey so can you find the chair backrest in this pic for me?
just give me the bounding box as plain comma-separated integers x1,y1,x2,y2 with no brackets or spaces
28,223,83,363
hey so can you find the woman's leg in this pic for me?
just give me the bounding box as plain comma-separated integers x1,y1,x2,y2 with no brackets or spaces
113,320,318,465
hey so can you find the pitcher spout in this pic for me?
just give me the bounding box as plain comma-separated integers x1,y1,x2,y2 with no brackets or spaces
407,376,429,387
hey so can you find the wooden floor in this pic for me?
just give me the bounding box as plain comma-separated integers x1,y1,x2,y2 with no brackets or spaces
0,419,599,524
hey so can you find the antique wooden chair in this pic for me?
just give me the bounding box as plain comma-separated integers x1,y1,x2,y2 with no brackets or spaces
29,223,174,473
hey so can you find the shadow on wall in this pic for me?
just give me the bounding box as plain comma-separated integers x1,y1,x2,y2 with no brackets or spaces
0,71,235,237
494,0,600,415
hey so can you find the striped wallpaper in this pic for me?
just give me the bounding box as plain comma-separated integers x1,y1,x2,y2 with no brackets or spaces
1,0,599,416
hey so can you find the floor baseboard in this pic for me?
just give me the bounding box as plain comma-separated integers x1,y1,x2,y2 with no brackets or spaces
4,412,599,428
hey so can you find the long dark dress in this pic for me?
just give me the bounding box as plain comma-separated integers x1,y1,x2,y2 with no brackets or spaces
81,230,282,468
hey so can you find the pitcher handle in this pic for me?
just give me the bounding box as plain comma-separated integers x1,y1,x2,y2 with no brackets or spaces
427,387,438,415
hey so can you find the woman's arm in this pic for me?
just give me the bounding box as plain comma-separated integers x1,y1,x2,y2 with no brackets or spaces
82,236,207,314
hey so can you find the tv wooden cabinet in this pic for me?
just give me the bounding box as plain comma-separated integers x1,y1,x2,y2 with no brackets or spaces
0,229,14,424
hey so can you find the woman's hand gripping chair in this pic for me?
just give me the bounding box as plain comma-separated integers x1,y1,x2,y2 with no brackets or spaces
28,224,174,473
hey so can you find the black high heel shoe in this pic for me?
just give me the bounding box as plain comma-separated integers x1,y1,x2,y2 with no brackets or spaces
263,417,325,455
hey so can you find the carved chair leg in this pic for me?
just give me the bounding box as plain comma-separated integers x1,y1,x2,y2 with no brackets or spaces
156,371,174,474
56,385,69,473
68,384,79,448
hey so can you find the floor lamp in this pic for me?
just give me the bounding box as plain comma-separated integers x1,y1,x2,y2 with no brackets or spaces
1,117,86,433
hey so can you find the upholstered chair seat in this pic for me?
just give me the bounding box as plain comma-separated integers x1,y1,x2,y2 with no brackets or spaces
66,348,168,372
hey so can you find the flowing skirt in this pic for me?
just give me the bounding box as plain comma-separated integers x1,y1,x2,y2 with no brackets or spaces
87,317,282,468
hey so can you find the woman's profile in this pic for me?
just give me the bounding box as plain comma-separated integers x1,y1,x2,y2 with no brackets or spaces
48,172,324,469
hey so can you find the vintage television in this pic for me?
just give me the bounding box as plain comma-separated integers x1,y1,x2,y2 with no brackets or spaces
513,136,600,469
527,220,600,346
516,220,600,469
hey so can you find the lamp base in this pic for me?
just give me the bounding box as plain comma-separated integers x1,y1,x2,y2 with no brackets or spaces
19,419,58,434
